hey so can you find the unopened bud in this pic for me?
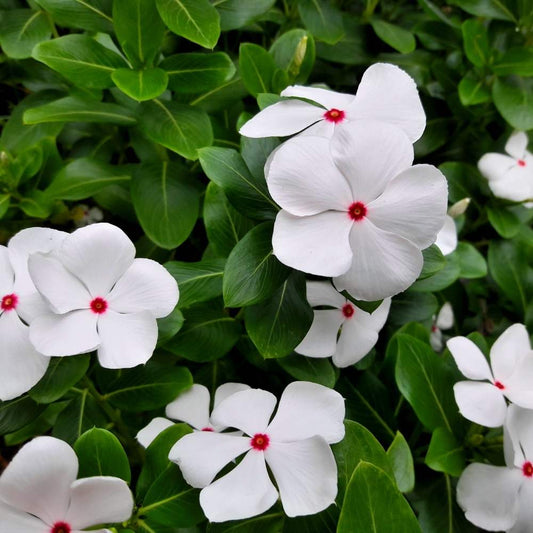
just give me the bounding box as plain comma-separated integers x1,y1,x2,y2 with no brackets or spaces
288,36,308,78
448,197,470,218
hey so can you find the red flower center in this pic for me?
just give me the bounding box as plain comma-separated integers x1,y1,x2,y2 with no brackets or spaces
494,381,505,390
518,159,526,167
51,522,71,533
342,303,355,318
323,108,345,123
348,201,367,221
90,297,108,314
1,293,18,311
250,433,270,451
431,325,438,332
201,427,214,432
523,461,533,477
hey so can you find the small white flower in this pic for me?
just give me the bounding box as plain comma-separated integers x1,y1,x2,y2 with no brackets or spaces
434,215,457,256
447,324,533,427
295,281,390,367
239,63,425,143
136,382,250,447
430,302,454,351
71,204,104,227
0,436,133,533
478,131,533,202
28,223,179,369
169,381,345,522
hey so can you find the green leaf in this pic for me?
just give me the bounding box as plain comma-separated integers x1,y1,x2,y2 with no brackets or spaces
387,432,415,493
34,0,113,32
493,47,533,76
487,206,521,238
297,0,344,45
461,19,490,67
155,0,220,49
371,19,416,54
245,271,313,359
270,29,316,84
32,34,126,89
131,160,199,249
455,242,487,279
157,307,184,345
493,76,533,131
238,43,277,97
420,244,446,280
137,99,213,160
458,74,491,106
19,190,54,219
338,462,421,533
0,395,45,435
74,428,131,482
161,52,235,93
112,68,168,101
439,161,487,207
241,136,280,182
0,195,10,219
216,0,276,31
411,253,460,292
425,427,466,477
389,291,438,326
0,9,51,59
207,513,284,532
448,0,517,21
277,354,336,388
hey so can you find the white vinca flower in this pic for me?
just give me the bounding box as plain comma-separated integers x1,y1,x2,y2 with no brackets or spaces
71,204,104,227
266,121,448,301
28,223,179,369
430,302,454,351
0,436,133,532
295,281,391,367
447,324,533,427
0,228,67,401
478,131,533,202
457,405,533,532
137,382,250,447
239,63,425,142
169,381,345,522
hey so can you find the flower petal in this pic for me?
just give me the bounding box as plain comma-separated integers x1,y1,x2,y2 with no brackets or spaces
457,463,521,531
65,477,133,530
0,246,14,296
169,432,251,488
281,85,354,110
436,302,454,330
107,258,179,318
446,336,493,380
29,310,99,357
0,436,77,525
453,381,507,427
265,436,337,517
136,418,174,448
510,476,533,533
491,324,531,382
505,131,529,159
305,281,345,308
504,353,533,410
165,384,211,430
199,450,278,522
267,382,345,444
349,63,426,142
272,210,353,277
0,501,47,532
430,328,443,352
333,220,423,301
295,310,344,358
333,318,379,368
504,405,533,468
478,153,516,182
487,166,533,202
213,383,251,408
0,312,49,401
350,297,391,332
96,310,157,369
266,136,352,216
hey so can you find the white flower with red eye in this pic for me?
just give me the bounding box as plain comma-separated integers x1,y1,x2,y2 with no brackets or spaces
430,302,454,351
239,63,425,143
478,131,533,202
266,121,448,301
447,324,533,428
169,381,345,522
71,204,104,227
295,281,391,368
27,223,179,369
136,382,250,447
457,405,533,532
0,228,67,401
0,436,133,533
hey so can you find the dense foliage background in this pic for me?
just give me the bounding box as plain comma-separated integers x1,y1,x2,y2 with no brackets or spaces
1,0,533,531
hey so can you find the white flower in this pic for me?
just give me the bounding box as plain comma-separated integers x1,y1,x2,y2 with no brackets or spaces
457,405,533,532
295,281,390,367
434,215,457,256
169,381,345,522
447,324,533,427
430,302,454,351
239,63,425,143
478,131,533,202
0,436,133,532
71,204,104,227
137,382,250,447
28,223,179,369
266,121,448,301
0,228,67,400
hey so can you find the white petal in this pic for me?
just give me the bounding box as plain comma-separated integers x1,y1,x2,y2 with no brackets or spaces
505,131,529,159
436,216,458,259
510,477,533,533
504,405,533,468
488,166,533,202
457,463,521,531
211,388,277,435
272,210,353,277
267,382,345,444
446,336,493,380
363,297,392,331
504,353,533,410
169,432,250,488
491,324,531,382
478,153,516,182
0,436,77,525
0,501,47,532
0,246,14,295
333,220,423,301
331,121,413,204
266,136,352,216
199,450,278,522
305,280,345,308
213,383,251,408
29,310,99,357
436,302,454,330
295,310,344,358
107,258,179,318
298,119,335,137
165,384,211,430
58,223,135,297
333,318,379,368
16,292,58,326
239,100,324,138
281,85,354,110
265,437,337,517
136,418,174,448
349,63,426,142
0,312,49,401
96,310,157,369
453,381,507,427
367,164,448,249
430,328,443,352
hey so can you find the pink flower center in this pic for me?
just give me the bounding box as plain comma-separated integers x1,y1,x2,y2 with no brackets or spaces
323,108,345,123
90,297,108,314
523,461,533,477
1,293,18,311
342,303,355,318
431,325,438,332
518,159,526,167
494,381,505,390
348,201,367,221
201,427,214,432
250,433,270,451
51,522,71,533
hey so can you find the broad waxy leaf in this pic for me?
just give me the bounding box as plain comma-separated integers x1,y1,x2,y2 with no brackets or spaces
207,513,285,532
411,253,461,292
217,0,276,31
389,291,438,326
34,0,113,32
461,19,490,67
455,242,487,279
240,136,280,182
487,206,521,238
458,74,491,106
492,47,533,76
425,427,465,477
157,307,185,345
371,19,416,54
239,43,277,97
0,396,45,435
112,68,169,102
448,0,517,21
0,9,51,59
420,245,445,280
297,0,344,45
270,29,316,84
387,432,415,493
277,354,336,388
493,76,533,131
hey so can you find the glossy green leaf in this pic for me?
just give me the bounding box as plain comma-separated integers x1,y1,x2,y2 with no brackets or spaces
461,19,490,67
411,253,460,292
448,0,517,21
270,29,316,84
455,242,487,279
0,195,10,219
458,74,491,106
239,43,277,97
112,68,168,101
19,190,54,219
297,0,344,45
389,291,438,326
277,354,336,388
157,307,185,345
492,76,533,131
208,513,285,532
34,0,113,32
493,47,533,76
0,395,45,435
217,0,276,31
420,245,446,280
0,9,51,59
240,136,280,182
371,20,416,53
487,206,521,238
387,432,415,493
425,427,465,477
